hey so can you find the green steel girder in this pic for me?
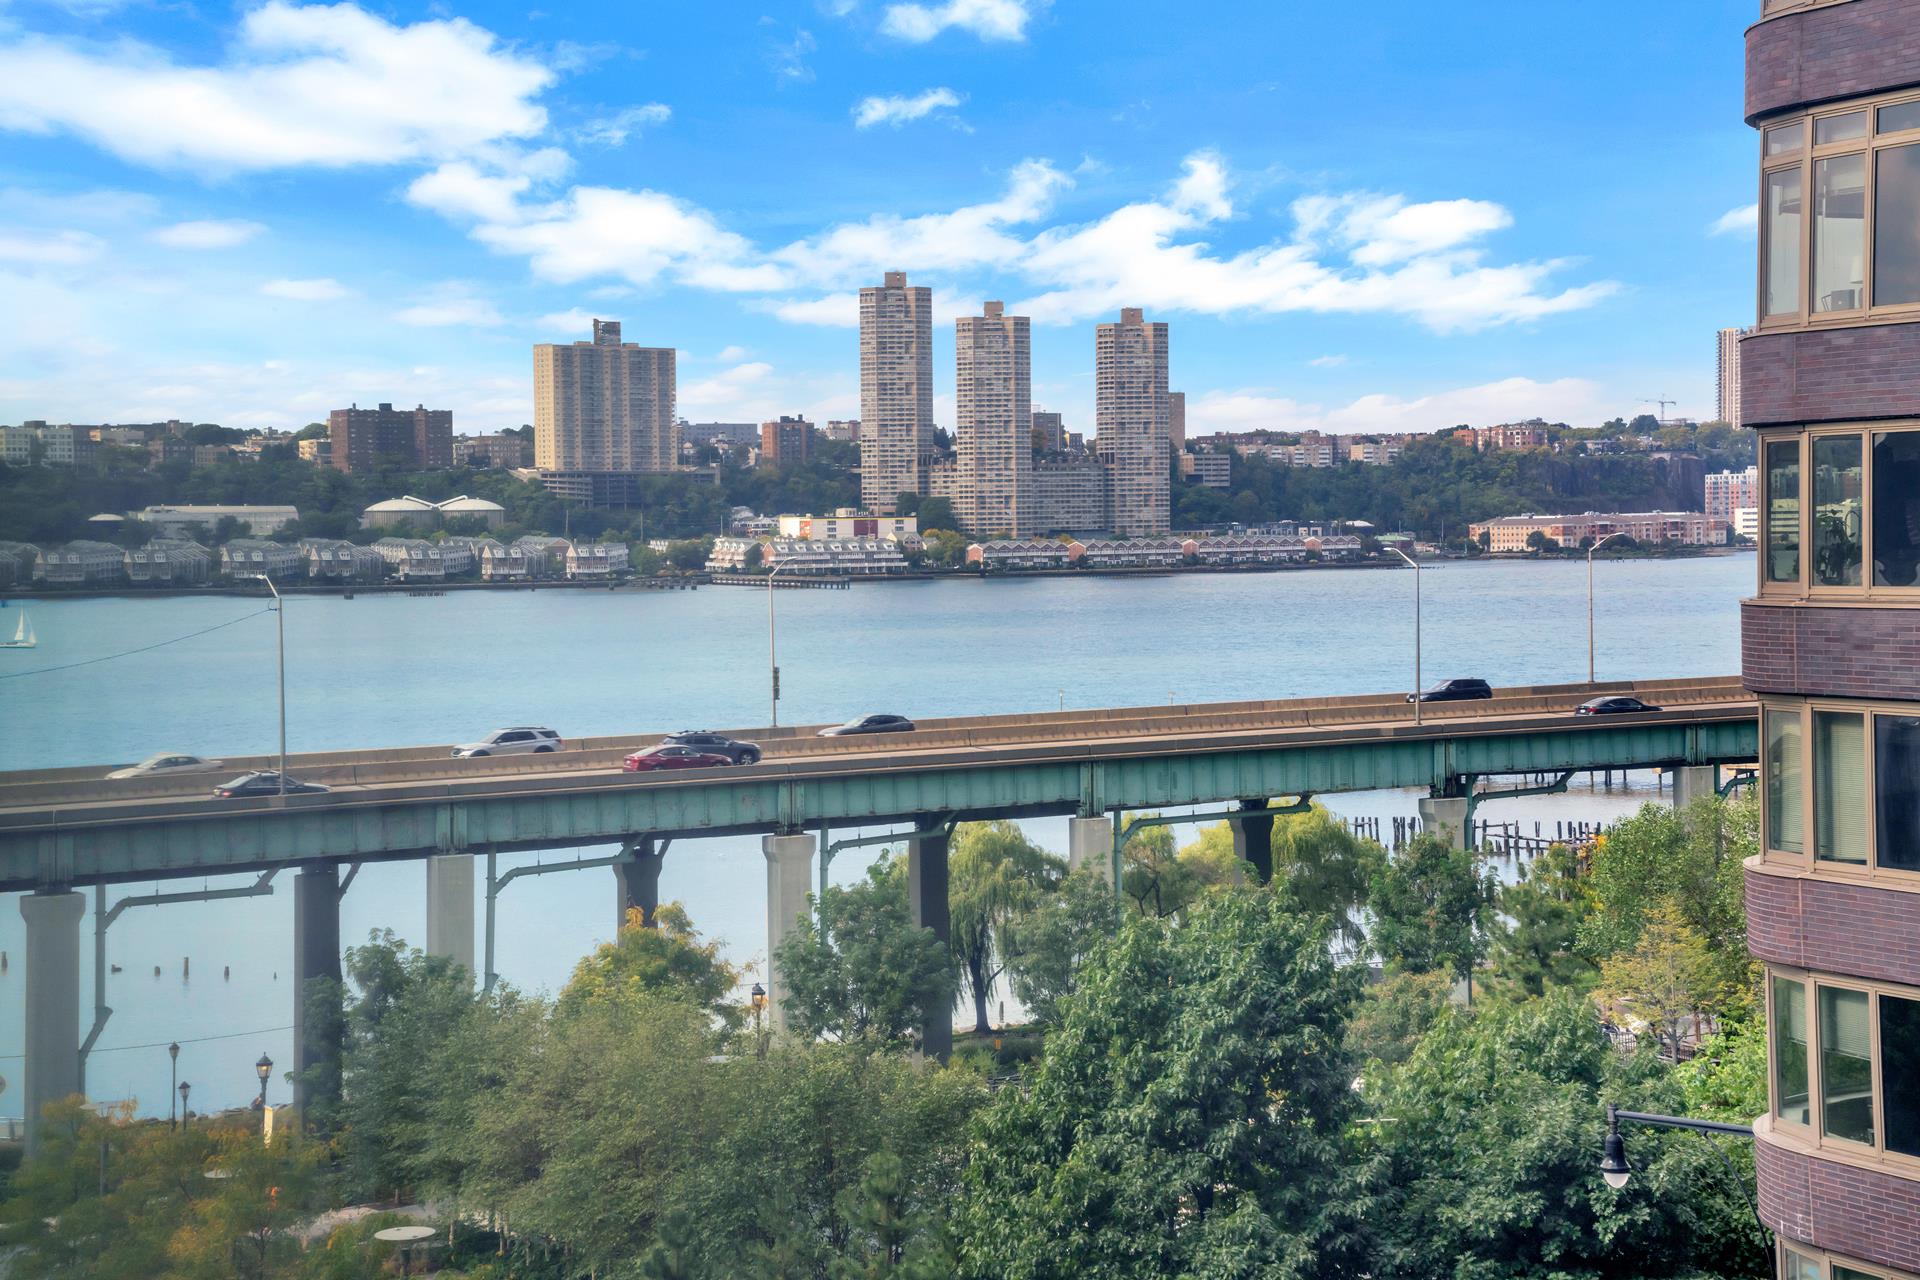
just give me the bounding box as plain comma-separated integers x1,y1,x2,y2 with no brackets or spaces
0,716,1757,892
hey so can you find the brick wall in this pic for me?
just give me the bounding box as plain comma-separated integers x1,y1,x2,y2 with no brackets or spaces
1757,1134,1920,1273
1747,864,1920,986
1742,601,1920,700
1742,327,1920,427
1747,0,1920,122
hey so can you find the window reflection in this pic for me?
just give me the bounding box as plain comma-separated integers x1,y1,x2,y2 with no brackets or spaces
1775,976,1811,1126
1766,123,1803,155
1878,100,1920,134
1811,435,1863,585
1875,714,1920,873
1768,708,1806,854
1816,110,1869,145
1783,1253,1821,1280
1814,711,1867,864
1814,154,1867,312
1819,986,1875,1145
1872,430,1920,587
1872,145,1920,306
1766,439,1801,583
1767,169,1804,316
1883,994,1920,1158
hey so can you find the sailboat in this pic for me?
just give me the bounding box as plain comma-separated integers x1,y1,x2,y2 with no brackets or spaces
0,609,35,649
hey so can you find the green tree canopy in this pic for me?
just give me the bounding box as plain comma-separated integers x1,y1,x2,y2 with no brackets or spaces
1368,832,1496,990
947,821,1063,1035
559,901,740,1024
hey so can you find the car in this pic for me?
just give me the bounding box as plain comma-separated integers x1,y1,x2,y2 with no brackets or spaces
108,753,224,780
1407,678,1494,704
658,731,762,764
818,713,916,737
452,727,564,758
623,745,736,772
213,772,330,797
1575,695,1663,716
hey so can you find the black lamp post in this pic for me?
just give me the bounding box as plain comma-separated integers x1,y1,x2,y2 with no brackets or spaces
178,1080,190,1124
1598,1103,1774,1277
255,1052,274,1122
168,1042,180,1130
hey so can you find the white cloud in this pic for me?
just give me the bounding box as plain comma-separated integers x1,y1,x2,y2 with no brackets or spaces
1709,203,1758,237
535,307,596,331
0,228,105,265
714,344,749,361
853,87,963,129
678,359,852,423
406,162,535,224
261,277,350,301
394,284,503,327
0,1,553,173
151,219,266,249
579,102,671,146
1191,376,1612,437
880,0,1035,42
1308,354,1348,368
760,294,858,327
471,185,788,291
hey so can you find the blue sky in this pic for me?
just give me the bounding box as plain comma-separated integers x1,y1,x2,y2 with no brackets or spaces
0,0,1760,437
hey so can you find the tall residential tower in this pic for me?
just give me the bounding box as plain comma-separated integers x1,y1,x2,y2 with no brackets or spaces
954,301,1032,537
533,319,677,475
1717,327,1747,428
859,272,934,514
1095,307,1171,537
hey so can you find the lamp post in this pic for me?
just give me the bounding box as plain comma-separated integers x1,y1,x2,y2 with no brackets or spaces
1586,532,1622,684
1389,547,1422,725
255,1053,273,1124
766,557,795,727
1598,1103,1773,1277
168,1042,180,1130
178,1080,190,1124
263,573,287,795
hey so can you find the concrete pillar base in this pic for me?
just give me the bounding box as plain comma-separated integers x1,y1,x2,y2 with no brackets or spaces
614,836,665,930
1417,795,1471,851
763,833,816,1033
908,830,953,1063
1068,815,1114,880
1673,766,1718,810
1232,800,1276,884
425,854,475,980
292,865,342,1114
21,890,84,1157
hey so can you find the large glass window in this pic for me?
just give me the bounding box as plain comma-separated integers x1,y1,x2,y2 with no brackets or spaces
1820,986,1875,1145
1811,435,1864,585
1880,100,1920,134
1875,714,1920,873
1767,439,1802,584
1815,711,1868,864
1882,994,1920,1158
1873,144,1920,306
1766,169,1804,317
1767,122,1803,156
1816,110,1869,145
1784,1252,1822,1280
1776,976,1812,1126
1873,430,1920,587
1813,154,1868,312
1768,708,1806,854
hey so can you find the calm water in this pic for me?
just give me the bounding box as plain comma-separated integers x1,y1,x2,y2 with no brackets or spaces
0,555,1751,1115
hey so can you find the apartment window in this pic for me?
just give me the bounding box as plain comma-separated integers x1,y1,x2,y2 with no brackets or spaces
1874,144,1920,305
1814,711,1868,864
1768,707,1806,854
1766,438,1802,583
1810,434,1864,585
1876,714,1920,873
1819,985,1874,1145
1873,430,1920,587
1776,975,1812,1126
1813,152,1868,312
1766,168,1805,317
1886,993,1920,1158
1785,1251,1920,1280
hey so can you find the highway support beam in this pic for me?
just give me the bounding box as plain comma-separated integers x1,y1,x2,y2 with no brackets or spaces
1067,815,1113,880
763,832,816,1034
613,835,666,929
20,890,83,1158
1417,794,1471,851
425,854,475,981
293,864,342,1116
1232,799,1277,884
907,826,953,1064
1672,765,1719,810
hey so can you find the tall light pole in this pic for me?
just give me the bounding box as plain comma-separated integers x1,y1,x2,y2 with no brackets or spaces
1390,547,1422,725
168,1042,180,1130
1586,532,1622,684
767,555,795,727
255,1052,273,1129
263,573,287,795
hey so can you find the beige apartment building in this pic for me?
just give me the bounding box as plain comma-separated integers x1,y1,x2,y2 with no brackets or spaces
954,301,1032,537
533,319,677,474
1095,308,1171,537
1469,510,1727,552
858,272,934,514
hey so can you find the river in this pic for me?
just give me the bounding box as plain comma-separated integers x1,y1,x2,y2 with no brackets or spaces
0,554,1753,1116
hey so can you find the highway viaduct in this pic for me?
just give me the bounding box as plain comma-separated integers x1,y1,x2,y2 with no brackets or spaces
2,675,1755,1153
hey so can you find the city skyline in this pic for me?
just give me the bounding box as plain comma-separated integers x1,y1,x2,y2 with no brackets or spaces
0,2,1759,440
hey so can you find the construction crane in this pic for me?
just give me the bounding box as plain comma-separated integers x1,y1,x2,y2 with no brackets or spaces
1640,397,1677,425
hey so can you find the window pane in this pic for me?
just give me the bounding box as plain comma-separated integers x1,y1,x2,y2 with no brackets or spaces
1775,976,1812,1126
1813,154,1867,312
1783,1253,1821,1280
1766,169,1804,316
1819,986,1875,1145
1768,708,1806,854
1875,714,1920,873
1766,122,1802,155
1872,430,1920,587
1815,712,1867,863
1815,110,1868,144
1811,435,1863,585
1882,994,1920,1158
1834,1269,1880,1280
1766,439,1801,583
1873,144,1920,306
1879,100,1920,134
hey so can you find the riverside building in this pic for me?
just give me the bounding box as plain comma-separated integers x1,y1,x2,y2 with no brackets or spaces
859,272,934,514
954,302,1032,537
1740,3,1920,1277
533,319,678,505
1095,307,1171,537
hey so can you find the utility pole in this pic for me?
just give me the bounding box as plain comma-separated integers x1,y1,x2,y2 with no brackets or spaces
264,574,287,795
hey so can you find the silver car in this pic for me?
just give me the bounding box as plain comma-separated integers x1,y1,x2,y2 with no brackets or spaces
108,753,224,780
452,727,564,758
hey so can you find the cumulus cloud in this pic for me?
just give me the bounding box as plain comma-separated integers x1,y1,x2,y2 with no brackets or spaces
470,185,787,291
394,283,502,327
535,307,596,331
579,102,670,146
151,219,265,249
0,228,105,265
1709,203,1758,237
1308,354,1348,368
0,1,553,173
853,87,964,129
1190,376,1612,437
261,277,350,300
880,0,1036,42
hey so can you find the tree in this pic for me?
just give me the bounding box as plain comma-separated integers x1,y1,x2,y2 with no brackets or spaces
1487,842,1599,997
1118,819,1235,918
775,857,955,1045
960,888,1369,1279
1345,969,1453,1069
1368,832,1495,992
1525,529,1560,553
1003,866,1119,1027
947,821,1063,1034
1593,900,1719,1060
1267,804,1383,955
560,902,741,1024
832,1151,954,1279
917,496,957,532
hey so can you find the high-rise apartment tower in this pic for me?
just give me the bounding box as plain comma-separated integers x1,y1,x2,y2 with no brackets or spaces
954,301,1032,537
1718,327,1747,428
859,272,934,514
1095,307,1171,537
532,320,677,474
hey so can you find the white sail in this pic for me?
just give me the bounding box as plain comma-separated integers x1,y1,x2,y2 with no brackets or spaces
2,610,33,648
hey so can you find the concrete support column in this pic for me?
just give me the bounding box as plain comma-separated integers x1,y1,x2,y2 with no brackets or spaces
1232,800,1276,884
762,833,816,1033
20,890,84,1158
292,864,342,1114
425,854,475,980
1067,815,1114,880
613,836,665,930
908,830,953,1063
1417,795,1471,851
1673,765,1719,810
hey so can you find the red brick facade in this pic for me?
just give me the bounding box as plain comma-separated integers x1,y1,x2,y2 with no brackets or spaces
1747,864,1920,987
1741,601,1920,700
1746,0,1920,123
1756,1134,1920,1274
1741,326,1920,428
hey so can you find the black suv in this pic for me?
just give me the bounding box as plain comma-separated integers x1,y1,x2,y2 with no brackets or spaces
1408,678,1494,704
659,731,762,764
819,714,916,737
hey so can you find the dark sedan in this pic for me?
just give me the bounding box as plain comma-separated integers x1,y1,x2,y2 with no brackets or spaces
1575,695,1663,716
623,745,736,772
659,731,762,764
1407,678,1494,704
818,713,916,737
214,772,330,797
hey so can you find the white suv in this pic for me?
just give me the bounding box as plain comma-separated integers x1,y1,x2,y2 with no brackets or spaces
452,727,564,758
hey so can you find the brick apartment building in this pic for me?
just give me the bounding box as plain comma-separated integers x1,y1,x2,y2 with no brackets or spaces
327,402,453,474
759,415,814,467
1740,2,1920,1277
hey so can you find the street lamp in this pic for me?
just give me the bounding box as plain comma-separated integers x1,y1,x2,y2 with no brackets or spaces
751,981,770,1058
178,1080,190,1124
1598,1103,1773,1276
262,573,287,795
766,556,796,727
255,1053,274,1118
169,1042,180,1130
1389,547,1423,725
1585,532,1623,684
